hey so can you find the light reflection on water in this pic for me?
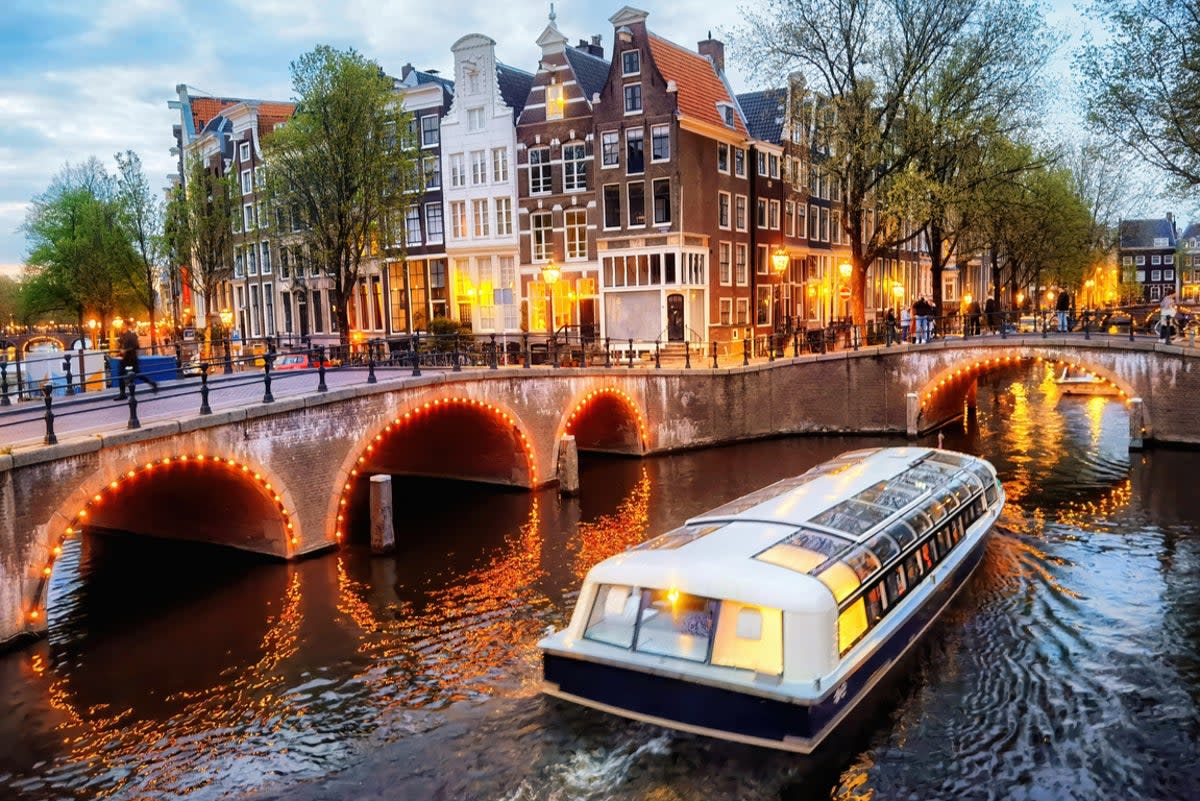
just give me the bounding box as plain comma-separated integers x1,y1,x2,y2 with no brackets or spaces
0,361,1198,800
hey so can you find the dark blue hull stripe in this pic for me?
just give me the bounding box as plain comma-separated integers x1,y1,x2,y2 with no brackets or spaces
543,534,989,751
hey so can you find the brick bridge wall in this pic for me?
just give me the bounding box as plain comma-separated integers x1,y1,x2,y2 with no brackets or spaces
3,336,1198,646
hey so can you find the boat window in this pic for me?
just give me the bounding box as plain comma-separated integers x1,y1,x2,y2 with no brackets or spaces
885,568,907,602
919,543,935,571
635,523,723,551
864,532,901,565
883,519,919,550
633,589,717,662
864,584,887,624
838,599,869,654
700,477,813,518
907,510,933,537
583,584,639,647
711,602,783,675
926,500,947,524
971,464,994,489
962,472,984,492
903,554,924,585
755,528,851,574
935,487,960,513
809,499,891,536
936,526,953,556
985,481,1000,506
854,480,924,511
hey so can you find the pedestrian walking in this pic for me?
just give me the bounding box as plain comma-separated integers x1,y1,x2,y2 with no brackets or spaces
885,308,897,345
119,328,158,393
984,297,998,334
900,305,911,343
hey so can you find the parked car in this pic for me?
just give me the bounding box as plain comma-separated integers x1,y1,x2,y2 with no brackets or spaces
273,353,329,371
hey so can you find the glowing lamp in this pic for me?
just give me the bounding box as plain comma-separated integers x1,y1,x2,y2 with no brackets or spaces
771,247,789,276
838,260,852,279
541,262,561,286
892,283,905,299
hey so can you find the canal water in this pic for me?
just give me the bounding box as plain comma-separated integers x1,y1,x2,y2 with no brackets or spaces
1,360,1198,800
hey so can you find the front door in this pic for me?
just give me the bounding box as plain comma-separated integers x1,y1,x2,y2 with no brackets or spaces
297,292,310,338
667,293,685,341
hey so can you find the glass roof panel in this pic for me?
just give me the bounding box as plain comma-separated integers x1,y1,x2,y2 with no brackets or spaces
635,523,724,551
809,499,892,536
864,532,901,565
927,451,971,468
854,479,924,511
755,528,852,574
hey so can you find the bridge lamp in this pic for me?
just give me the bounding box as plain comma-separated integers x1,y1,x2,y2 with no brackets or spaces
771,247,789,276
838,260,852,280
219,308,233,329
541,262,561,334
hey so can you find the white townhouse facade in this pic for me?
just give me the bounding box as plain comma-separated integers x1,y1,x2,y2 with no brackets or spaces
439,34,533,334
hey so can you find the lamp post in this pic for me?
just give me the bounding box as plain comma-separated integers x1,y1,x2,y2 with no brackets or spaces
838,260,852,320
541,262,560,366
1084,278,1095,310
219,308,234,374
771,247,789,332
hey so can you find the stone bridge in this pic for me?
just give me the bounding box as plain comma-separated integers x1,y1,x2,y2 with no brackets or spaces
4,335,1199,646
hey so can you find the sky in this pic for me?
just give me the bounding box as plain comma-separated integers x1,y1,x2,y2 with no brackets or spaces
0,0,1132,274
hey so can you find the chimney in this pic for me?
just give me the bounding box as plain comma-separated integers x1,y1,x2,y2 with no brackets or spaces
578,35,604,58
698,32,724,73
401,63,414,81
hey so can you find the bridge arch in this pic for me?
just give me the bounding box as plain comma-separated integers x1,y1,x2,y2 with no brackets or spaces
22,334,72,354
912,348,1139,433
28,451,300,631
329,394,540,542
560,386,649,455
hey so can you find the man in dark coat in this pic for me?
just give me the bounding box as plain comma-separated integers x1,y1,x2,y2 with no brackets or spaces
1055,289,1071,332
119,328,158,392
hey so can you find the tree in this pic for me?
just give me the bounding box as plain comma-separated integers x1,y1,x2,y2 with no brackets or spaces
1077,0,1200,191
21,158,139,338
162,183,191,336
177,153,238,346
264,45,420,344
738,0,1052,324
115,150,165,352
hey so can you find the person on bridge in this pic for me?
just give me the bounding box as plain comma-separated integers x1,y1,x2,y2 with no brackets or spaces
1159,289,1178,343
119,328,158,393
984,296,998,334
1056,289,1071,332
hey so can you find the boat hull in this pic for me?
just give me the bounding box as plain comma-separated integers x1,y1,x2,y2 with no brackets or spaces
543,530,990,753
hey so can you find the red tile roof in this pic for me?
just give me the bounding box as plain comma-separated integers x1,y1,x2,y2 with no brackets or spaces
647,34,745,137
189,97,238,135
189,97,295,139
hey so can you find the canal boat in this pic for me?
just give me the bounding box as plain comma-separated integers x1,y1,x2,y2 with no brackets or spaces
538,447,1005,753
1054,366,1117,396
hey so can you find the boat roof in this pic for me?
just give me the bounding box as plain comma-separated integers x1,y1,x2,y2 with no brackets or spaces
583,447,999,612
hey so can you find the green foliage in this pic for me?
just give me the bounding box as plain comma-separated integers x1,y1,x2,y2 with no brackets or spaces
177,153,238,332
114,150,165,345
263,45,422,344
736,0,1054,323
21,158,140,331
1077,0,1200,190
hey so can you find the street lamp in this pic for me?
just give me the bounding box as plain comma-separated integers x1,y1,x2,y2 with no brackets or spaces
837,260,852,319
771,247,789,332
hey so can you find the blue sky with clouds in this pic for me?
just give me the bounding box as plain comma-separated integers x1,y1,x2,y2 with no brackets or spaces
0,0,1118,273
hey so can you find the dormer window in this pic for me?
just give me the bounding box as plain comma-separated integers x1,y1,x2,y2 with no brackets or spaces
718,103,735,128
622,50,641,76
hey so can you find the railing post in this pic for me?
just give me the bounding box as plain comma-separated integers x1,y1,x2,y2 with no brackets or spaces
551,333,559,369
115,357,128,400
411,331,422,377
489,334,498,370
368,338,379,382
262,351,275,403
1084,311,1091,340
199,362,212,414
42,384,57,445
768,334,776,362
655,339,661,369
793,331,800,358
62,355,75,396
1042,310,1049,339
223,335,233,374
175,340,184,380
684,342,691,369
627,339,634,369
316,346,328,392
523,333,531,369
0,360,9,406
743,337,750,366
853,324,860,351
604,337,612,368
1129,311,1135,342
125,371,140,430
712,340,719,369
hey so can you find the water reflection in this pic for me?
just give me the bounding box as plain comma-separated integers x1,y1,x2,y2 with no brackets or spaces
2,360,1199,801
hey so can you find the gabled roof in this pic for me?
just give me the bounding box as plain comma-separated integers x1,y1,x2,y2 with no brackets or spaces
565,45,609,100
1119,218,1178,249
647,34,747,137
497,63,534,120
737,89,787,144
1178,222,1200,242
